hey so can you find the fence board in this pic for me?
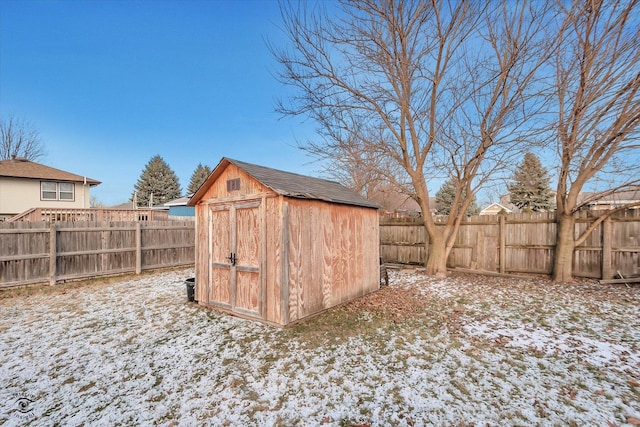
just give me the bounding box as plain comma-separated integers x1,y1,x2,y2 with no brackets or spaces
380,210,640,279
0,221,195,288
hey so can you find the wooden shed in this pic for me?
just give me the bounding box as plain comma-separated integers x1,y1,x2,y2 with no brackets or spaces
188,158,380,326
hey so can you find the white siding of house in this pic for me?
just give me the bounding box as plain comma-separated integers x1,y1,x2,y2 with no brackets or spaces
0,177,91,216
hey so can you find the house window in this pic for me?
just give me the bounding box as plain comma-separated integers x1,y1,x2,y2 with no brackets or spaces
41,182,58,200
59,182,74,200
41,181,75,201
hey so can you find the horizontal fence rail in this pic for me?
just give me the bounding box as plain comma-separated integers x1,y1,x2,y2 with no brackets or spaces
0,221,195,289
380,210,640,280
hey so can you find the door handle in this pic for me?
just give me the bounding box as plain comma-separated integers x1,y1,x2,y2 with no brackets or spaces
227,252,237,266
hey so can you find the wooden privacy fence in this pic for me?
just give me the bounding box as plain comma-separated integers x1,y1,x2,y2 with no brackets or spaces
0,221,195,289
3,212,639,288
380,210,640,279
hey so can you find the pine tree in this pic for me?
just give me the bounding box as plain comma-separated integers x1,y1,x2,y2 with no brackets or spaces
508,152,553,212
132,155,182,207
435,178,480,216
187,163,212,195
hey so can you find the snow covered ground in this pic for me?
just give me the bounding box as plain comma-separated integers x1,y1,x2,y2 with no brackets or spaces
1,268,639,426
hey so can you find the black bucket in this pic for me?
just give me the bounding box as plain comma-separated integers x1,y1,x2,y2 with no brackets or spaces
185,278,196,302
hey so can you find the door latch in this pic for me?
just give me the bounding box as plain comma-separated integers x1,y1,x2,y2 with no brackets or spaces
227,252,237,266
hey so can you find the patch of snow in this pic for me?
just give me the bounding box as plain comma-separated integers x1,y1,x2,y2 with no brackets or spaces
464,321,640,372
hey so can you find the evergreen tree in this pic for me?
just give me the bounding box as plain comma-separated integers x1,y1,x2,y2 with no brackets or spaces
435,178,480,216
508,152,553,212
187,163,212,195
132,155,182,207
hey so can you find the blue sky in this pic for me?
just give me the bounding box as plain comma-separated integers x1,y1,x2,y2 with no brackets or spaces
1,0,319,205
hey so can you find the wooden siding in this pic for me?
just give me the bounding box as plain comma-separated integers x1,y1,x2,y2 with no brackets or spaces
380,210,640,279
0,221,195,289
198,163,273,202
265,196,283,324
286,199,379,323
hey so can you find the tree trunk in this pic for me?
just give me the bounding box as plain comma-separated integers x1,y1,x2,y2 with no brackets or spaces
426,233,448,278
552,213,576,282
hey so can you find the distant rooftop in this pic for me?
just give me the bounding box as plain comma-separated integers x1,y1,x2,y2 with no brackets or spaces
0,158,101,185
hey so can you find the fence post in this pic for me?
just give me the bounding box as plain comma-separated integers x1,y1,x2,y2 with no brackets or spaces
601,217,613,280
499,215,506,274
49,223,57,286
135,222,142,274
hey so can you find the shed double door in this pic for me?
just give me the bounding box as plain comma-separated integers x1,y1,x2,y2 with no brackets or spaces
210,201,263,318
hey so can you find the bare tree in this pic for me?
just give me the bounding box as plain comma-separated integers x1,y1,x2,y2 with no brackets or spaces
311,131,408,200
550,0,640,282
273,0,551,276
90,195,107,208
0,115,45,161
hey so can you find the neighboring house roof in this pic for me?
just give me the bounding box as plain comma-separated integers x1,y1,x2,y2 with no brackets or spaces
163,196,192,207
480,202,513,215
0,158,101,185
498,194,520,212
361,183,424,215
396,195,422,213
110,202,136,210
580,187,640,206
189,157,379,209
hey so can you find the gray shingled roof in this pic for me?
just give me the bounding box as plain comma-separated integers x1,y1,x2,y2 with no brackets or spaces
227,158,379,209
0,158,101,185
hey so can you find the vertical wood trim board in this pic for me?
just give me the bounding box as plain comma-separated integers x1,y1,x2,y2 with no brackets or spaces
259,196,267,318
280,200,290,325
